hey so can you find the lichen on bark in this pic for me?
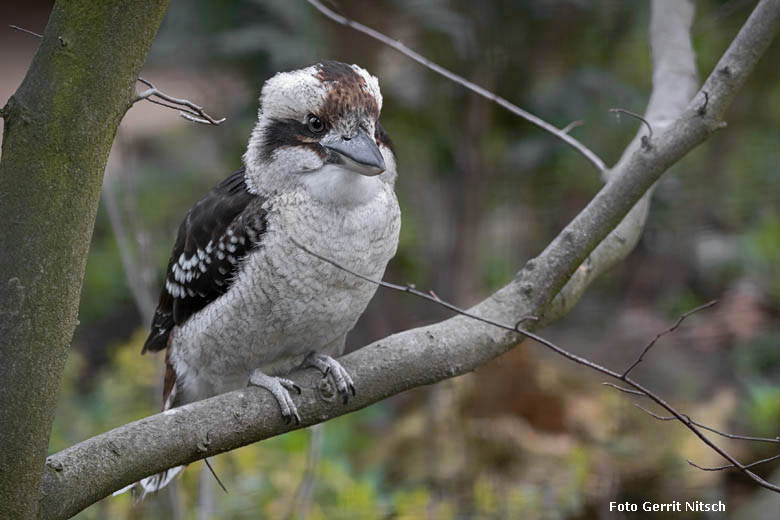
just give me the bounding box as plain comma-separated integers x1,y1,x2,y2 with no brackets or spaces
0,2,171,519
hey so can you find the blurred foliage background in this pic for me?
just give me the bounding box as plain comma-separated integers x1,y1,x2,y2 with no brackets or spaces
2,0,779,518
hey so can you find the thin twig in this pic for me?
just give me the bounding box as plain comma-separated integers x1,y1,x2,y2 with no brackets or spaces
144,97,199,115
561,120,584,134
133,77,225,126
688,454,780,472
621,300,718,377
634,403,676,421
609,108,654,142
602,382,647,397
179,112,216,125
306,0,606,173
286,424,323,520
8,24,43,38
291,239,780,493
514,315,539,328
4,25,226,127
203,458,228,494
634,403,780,444
101,168,157,324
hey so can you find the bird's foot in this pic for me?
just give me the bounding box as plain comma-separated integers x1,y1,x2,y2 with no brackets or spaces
304,353,355,404
248,370,302,424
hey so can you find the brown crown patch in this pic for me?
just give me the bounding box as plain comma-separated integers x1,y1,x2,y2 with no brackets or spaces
315,61,379,124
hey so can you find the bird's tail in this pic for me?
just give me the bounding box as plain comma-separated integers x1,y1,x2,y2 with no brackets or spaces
114,349,186,500
112,465,185,500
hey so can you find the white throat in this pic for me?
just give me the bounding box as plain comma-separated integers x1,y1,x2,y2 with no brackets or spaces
299,165,383,206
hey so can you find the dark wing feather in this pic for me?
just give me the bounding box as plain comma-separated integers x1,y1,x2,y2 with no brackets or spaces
142,167,267,353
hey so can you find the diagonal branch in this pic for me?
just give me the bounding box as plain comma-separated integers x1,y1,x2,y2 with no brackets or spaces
634,404,780,444
542,0,699,325
300,245,780,491
305,0,607,172
291,238,626,380
688,454,780,472
299,242,780,492
38,1,780,517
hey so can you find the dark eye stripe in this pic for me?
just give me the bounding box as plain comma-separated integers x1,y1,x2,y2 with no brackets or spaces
262,118,327,160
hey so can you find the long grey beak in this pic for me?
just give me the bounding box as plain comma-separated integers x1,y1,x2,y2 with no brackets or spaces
322,129,386,176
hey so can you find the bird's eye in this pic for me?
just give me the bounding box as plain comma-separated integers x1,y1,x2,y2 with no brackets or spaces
307,114,325,134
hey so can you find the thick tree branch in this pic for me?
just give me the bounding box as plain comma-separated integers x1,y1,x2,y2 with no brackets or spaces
543,0,699,324
533,0,778,317
38,1,780,517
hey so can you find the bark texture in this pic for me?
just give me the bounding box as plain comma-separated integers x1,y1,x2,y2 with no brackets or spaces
0,2,170,519
544,0,699,324
38,1,780,518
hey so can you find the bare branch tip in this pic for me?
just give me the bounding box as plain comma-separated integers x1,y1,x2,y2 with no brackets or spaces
8,24,42,38
203,458,229,494
180,112,225,125
133,76,225,125
609,107,653,141
136,77,154,89
602,382,646,396
513,315,539,331
687,459,709,471
622,299,719,377
687,453,780,473
633,403,673,421
561,120,584,134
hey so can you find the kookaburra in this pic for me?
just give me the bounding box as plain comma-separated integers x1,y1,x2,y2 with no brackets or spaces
121,61,400,496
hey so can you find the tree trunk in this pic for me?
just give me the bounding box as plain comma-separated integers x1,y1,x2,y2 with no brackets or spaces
0,2,170,518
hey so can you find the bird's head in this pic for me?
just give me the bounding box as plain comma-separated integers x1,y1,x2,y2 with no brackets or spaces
244,61,395,205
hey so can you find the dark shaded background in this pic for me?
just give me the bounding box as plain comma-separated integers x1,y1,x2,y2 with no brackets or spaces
2,1,779,518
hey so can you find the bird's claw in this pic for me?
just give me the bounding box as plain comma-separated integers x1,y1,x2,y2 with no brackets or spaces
248,370,301,424
304,353,355,404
